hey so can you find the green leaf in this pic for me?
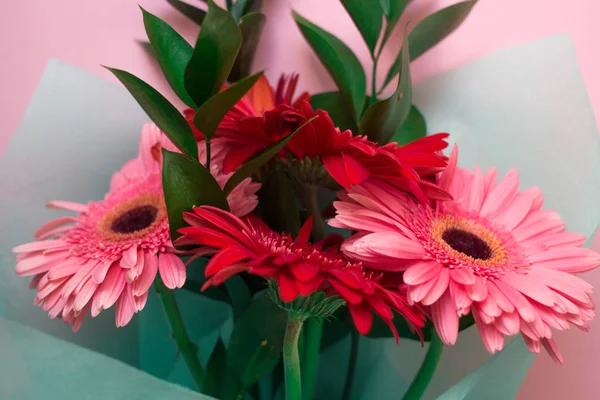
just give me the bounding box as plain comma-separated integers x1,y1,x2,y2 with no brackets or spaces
202,339,237,398
310,91,359,132
382,0,476,90
193,71,263,140
293,11,366,122
227,295,288,387
368,313,475,341
106,68,199,160
185,0,242,107
161,149,229,240
182,256,231,304
359,35,411,143
230,0,250,21
142,7,196,108
341,0,383,56
223,116,318,196
167,0,206,26
379,0,391,16
224,275,252,319
229,12,266,82
390,105,426,145
258,169,301,237
381,0,409,46
409,0,477,61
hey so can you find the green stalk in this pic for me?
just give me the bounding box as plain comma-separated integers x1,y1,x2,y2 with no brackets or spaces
341,330,360,400
371,55,379,103
155,278,204,391
301,318,323,400
283,313,305,400
205,140,211,170
401,332,444,400
226,0,233,11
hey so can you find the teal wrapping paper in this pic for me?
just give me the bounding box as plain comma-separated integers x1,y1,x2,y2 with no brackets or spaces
1,32,599,398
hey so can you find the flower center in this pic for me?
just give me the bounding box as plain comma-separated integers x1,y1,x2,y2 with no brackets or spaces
428,215,508,271
442,228,492,260
110,205,158,234
98,194,165,240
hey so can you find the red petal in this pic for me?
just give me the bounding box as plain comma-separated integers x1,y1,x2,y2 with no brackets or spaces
322,154,351,189
205,247,250,277
289,262,320,282
278,273,300,302
296,275,325,296
329,278,363,305
342,153,370,186
348,304,373,335
295,217,313,245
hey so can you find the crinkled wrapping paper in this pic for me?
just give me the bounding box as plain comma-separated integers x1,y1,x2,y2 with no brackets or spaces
1,33,598,399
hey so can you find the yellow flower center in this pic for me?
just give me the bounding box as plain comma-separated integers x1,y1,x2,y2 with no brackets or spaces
98,194,165,240
430,215,507,268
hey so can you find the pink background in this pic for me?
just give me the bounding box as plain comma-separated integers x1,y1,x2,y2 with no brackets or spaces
1,0,599,398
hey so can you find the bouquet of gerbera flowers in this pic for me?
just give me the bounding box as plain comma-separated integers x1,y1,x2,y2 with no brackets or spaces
10,1,600,399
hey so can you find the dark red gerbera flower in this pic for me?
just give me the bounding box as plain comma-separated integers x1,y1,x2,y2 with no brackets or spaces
184,74,309,140
216,97,451,202
177,206,425,339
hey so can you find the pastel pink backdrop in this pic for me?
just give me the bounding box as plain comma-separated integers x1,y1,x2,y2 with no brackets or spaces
1,0,599,398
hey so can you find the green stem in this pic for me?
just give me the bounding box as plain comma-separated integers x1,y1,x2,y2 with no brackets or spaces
205,139,211,170
283,313,305,400
155,278,204,391
341,330,360,400
371,55,379,103
226,0,233,11
301,318,323,400
298,183,324,241
401,332,444,400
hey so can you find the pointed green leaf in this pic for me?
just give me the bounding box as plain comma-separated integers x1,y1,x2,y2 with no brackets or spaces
185,0,242,107
341,0,383,56
167,0,207,26
193,72,263,140
227,295,288,386
390,105,426,145
142,7,196,108
230,0,250,21
162,149,229,240
310,91,359,132
106,67,198,160
229,12,266,82
381,0,409,45
409,0,477,61
379,0,391,16
202,339,241,399
223,116,318,196
382,0,476,90
293,11,366,121
359,36,411,143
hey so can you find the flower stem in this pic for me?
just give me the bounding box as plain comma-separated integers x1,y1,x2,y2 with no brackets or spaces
401,332,444,400
371,55,379,103
301,318,323,400
298,183,324,241
341,330,360,400
205,140,211,170
283,313,305,400
155,278,204,391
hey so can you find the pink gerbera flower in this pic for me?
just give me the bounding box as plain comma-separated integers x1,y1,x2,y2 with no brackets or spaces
14,123,260,330
177,206,425,339
331,145,600,363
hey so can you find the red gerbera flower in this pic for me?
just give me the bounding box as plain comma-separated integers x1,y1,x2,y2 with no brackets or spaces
177,206,424,339
216,97,450,202
184,74,309,140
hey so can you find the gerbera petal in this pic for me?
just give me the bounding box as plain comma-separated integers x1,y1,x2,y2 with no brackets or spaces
348,304,373,335
356,232,426,259
115,288,136,328
479,169,519,218
541,337,563,364
322,154,351,189
158,252,186,289
120,245,138,269
465,277,488,302
473,311,505,353
421,268,451,306
450,268,476,285
46,200,88,213
278,272,300,302
133,252,159,297
431,290,459,345
403,261,443,285
528,247,600,273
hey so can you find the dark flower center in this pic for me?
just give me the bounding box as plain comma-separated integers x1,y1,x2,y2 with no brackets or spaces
442,228,492,260
111,205,158,234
